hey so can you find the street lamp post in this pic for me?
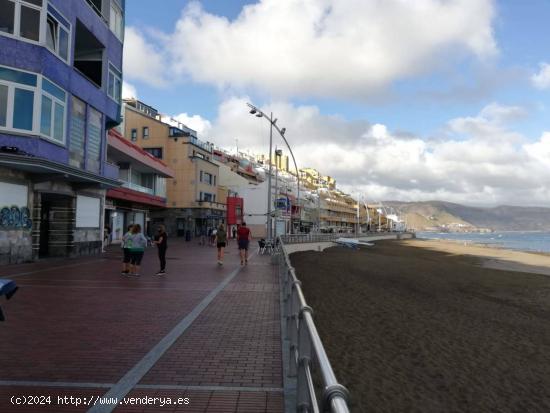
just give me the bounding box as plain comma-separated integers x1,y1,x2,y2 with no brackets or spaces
247,102,301,236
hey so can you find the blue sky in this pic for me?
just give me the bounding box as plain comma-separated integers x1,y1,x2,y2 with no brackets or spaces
123,1,550,205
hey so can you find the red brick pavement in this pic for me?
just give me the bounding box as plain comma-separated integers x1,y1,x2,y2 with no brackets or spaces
0,241,284,412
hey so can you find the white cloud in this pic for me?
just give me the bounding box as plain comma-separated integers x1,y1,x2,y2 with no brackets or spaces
125,0,497,99
203,99,549,206
173,113,212,138
123,27,167,87
122,81,138,100
532,62,550,90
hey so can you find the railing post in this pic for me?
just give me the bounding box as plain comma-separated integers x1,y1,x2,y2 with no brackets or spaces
288,281,301,377
297,306,314,412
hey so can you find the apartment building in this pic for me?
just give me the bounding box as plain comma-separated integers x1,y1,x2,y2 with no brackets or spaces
299,168,336,190
122,99,225,238
105,129,173,242
0,0,125,264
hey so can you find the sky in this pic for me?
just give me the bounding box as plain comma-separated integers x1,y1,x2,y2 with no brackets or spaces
122,0,550,207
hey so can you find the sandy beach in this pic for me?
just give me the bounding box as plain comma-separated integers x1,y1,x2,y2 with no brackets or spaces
404,238,550,276
290,239,550,412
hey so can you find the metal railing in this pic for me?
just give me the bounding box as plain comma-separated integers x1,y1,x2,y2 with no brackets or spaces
281,233,356,244
278,236,351,412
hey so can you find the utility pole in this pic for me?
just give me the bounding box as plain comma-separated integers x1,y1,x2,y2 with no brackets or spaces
267,112,273,239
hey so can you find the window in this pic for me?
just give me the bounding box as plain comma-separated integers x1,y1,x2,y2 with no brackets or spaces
130,128,137,141
0,65,69,141
143,126,149,139
46,5,70,63
87,107,102,173
144,147,163,159
201,172,213,185
19,2,39,41
107,63,121,103
109,0,123,40
0,65,37,133
40,78,66,143
0,0,15,35
0,0,43,42
69,97,86,168
85,0,104,19
74,20,104,88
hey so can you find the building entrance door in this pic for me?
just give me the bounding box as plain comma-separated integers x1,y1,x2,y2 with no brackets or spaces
39,194,73,258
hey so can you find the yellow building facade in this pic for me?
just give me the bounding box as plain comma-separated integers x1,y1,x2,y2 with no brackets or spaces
122,100,225,238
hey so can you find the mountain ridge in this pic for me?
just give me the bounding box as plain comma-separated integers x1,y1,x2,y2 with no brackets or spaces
383,201,550,231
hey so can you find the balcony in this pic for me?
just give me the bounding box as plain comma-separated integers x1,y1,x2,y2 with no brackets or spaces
104,162,119,180
121,181,154,196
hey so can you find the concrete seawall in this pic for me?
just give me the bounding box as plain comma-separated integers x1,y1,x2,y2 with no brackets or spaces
284,232,415,254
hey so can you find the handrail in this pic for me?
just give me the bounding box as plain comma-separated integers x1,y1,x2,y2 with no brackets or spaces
277,236,351,413
281,231,403,244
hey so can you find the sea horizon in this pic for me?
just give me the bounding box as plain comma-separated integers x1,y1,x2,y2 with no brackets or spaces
416,231,550,254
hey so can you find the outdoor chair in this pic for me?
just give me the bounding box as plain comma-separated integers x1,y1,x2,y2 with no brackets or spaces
259,239,275,255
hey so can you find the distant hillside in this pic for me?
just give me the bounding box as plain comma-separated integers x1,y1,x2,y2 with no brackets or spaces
384,201,550,232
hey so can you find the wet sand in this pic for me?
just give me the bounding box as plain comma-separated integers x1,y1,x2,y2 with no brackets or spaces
290,240,550,412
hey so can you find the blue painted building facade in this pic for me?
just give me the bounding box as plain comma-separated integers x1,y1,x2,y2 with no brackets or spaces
0,0,125,263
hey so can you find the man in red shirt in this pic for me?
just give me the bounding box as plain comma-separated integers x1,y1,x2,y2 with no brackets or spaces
237,222,252,265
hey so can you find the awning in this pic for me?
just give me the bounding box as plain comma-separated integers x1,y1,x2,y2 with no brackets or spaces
0,153,121,188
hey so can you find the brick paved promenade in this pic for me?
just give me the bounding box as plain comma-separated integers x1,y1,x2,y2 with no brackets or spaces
0,240,284,412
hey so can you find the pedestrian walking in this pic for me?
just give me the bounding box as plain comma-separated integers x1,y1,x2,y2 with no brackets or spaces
121,224,134,274
127,224,148,276
237,222,252,266
232,226,237,240
215,223,227,265
153,225,168,275
211,227,217,246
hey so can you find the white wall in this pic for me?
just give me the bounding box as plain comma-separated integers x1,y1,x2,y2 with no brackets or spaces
76,195,101,228
0,182,28,207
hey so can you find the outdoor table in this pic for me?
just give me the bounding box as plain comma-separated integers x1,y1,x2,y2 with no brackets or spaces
0,279,18,321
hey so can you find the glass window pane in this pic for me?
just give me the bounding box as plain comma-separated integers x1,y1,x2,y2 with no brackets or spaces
59,28,69,61
0,66,37,86
23,0,42,6
46,16,56,50
40,95,52,136
13,88,34,130
20,6,40,42
0,84,7,127
108,72,114,97
87,107,102,173
69,97,86,168
109,5,115,32
42,78,66,101
53,102,64,142
0,0,15,35
115,78,121,102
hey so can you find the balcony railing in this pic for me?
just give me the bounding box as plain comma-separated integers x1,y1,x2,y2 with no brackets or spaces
104,162,120,181
122,181,155,196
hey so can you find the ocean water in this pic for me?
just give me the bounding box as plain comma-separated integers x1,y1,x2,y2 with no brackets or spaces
416,231,550,253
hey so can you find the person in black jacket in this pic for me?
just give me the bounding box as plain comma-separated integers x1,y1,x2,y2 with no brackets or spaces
153,225,168,275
